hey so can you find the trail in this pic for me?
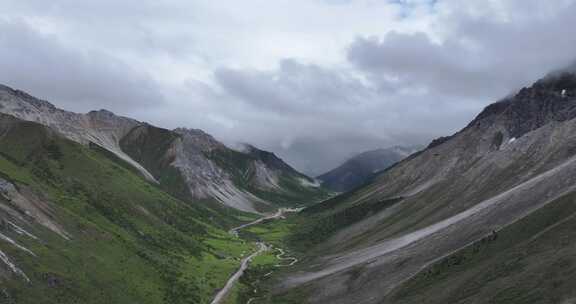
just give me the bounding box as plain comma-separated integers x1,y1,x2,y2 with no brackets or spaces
211,208,301,304
229,210,283,237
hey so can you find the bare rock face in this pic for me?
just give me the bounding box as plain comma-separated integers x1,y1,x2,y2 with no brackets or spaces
168,132,322,213
0,86,156,182
174,128,225,152
279,71,576,303
171,128,270,213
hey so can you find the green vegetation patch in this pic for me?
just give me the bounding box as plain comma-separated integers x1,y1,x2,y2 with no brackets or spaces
289,197,403,251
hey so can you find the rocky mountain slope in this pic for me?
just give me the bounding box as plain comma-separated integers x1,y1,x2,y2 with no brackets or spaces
317,146,419,192
0,112,260,303
266,69,576,303
0,85,327,213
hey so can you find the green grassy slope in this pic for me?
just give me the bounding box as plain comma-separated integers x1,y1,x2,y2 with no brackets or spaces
0,114,253,304
287,197,403,253
119,125,192,202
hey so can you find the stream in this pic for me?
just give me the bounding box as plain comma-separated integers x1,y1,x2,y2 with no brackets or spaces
210,208,300,304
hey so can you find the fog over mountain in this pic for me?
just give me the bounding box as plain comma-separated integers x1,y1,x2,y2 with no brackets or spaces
2,0,576,174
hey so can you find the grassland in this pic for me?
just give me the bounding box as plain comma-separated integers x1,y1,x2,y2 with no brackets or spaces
217,216,297,304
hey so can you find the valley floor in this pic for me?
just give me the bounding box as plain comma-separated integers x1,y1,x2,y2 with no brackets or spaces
210,209,302,304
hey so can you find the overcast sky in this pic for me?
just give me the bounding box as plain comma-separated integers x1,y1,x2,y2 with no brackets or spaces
1,0,576,175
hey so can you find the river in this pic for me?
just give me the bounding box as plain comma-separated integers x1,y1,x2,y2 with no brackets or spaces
210,208,301,304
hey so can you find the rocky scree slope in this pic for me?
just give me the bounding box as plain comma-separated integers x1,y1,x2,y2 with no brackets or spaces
317,146,420,193
271,70,576,304
0,85,326,213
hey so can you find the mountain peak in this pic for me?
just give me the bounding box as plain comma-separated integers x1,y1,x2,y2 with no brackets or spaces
88,109,116,116
318,145,418,192
0,83,57,111
174,127,225,152
466,70,576,140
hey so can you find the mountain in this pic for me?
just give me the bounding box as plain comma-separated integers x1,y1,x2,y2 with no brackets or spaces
0,83,330,303
317,146,420,192
265,70,576,303
0,85,328,213
0,111,259,303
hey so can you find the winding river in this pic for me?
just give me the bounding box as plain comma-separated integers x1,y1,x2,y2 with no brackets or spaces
210,208,300,304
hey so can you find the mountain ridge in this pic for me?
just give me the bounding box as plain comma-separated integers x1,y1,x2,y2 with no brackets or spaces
0,111,262,303
0,84,328,213
267,68,576,304
317,146,420,192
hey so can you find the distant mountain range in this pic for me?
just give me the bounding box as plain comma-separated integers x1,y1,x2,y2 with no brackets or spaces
317,146,420,192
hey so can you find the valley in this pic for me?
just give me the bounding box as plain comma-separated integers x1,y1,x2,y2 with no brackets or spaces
211,208,301,304
0,87,327,304
3,2,576,303
1,69,576,304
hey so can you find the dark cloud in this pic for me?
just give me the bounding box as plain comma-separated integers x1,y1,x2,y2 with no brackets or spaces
0,20,164,113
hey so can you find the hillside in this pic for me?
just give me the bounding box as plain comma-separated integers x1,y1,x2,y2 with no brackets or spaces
0,112,258,303
0,85,328,213
260,69,576,303
317,146,419,192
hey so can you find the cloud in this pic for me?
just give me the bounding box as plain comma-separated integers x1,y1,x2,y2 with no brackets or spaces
211,58,478,175
1,0,576,175
0,20,164,113
215,59,376,115
348,0,576,100
207,0,576,174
